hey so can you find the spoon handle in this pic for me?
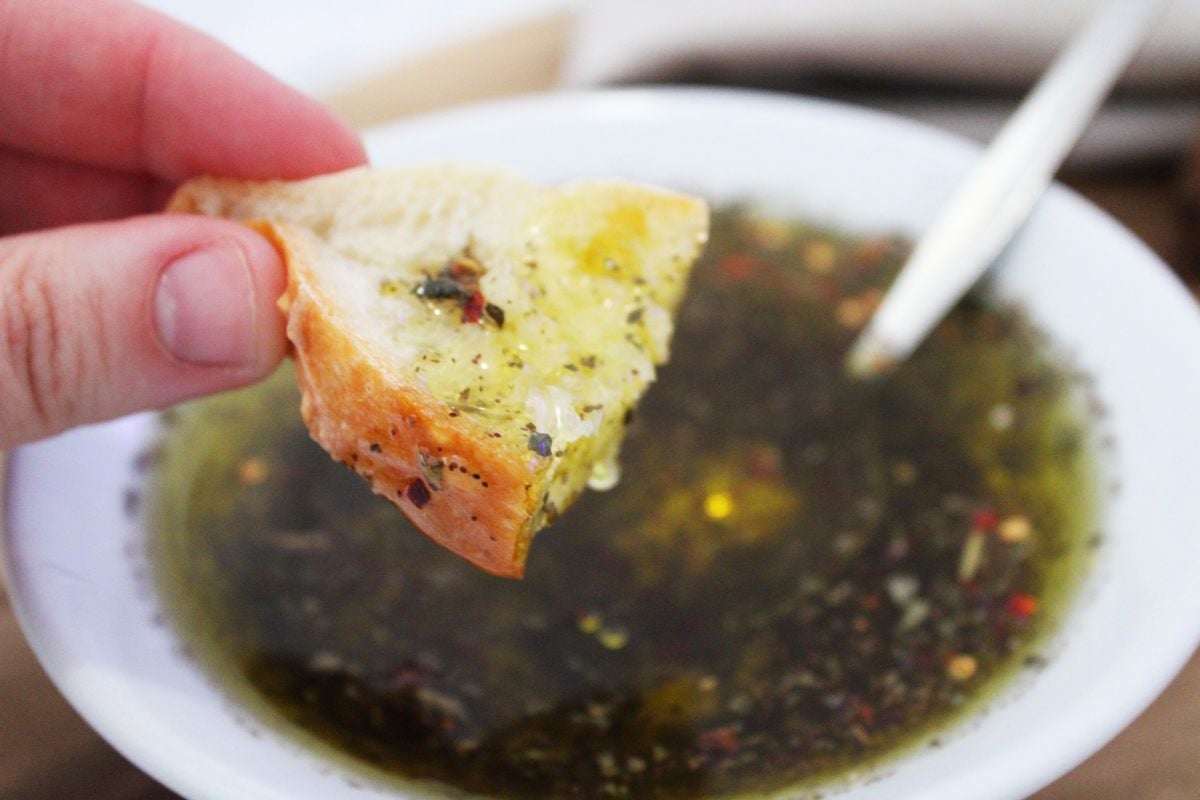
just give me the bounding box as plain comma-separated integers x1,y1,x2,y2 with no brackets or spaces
846,0,1172,377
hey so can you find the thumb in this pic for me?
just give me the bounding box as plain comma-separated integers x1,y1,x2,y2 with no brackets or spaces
0,215,287,448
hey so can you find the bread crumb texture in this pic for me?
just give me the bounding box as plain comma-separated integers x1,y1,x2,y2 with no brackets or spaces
169,165,708,577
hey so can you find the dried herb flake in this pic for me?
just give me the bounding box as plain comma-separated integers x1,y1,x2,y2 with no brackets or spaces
406,478,432,509
528,432,553,457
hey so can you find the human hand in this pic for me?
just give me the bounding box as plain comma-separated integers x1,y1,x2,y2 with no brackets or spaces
0,0,366,449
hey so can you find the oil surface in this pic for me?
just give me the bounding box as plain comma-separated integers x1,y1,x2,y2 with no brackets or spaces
150,209,1095,799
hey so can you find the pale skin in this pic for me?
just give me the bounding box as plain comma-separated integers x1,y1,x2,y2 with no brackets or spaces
0,0,367,449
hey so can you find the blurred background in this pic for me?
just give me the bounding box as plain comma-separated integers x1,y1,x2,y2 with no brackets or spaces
2,0,1199,797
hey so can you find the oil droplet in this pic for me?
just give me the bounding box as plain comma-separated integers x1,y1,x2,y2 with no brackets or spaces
237,457,269,486
803,239,837,274
577,612,602,635
946,654,978,682
598,626,629,650
704,491,734,520
588,456,621,491
988,403,1015,431
998,515,1033,544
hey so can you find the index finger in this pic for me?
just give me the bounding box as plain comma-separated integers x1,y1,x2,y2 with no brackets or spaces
0,0,366,182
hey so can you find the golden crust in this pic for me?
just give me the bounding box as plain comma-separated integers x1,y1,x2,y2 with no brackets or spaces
260,222,543,578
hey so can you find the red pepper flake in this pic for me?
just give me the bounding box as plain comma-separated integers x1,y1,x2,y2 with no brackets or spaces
971,507,999,532
745,443,783,478
406,478,432,509
446,256,483,285
388,661,435,690
718,253,756,282
1006,592,1039,618
815,278,839,303
886,537,910,561
847,237,896,270
413,256,502,327
461,290,485,323
698,726,740,755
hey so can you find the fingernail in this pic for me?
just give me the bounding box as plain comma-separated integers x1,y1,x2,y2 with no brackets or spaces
154,241,256,366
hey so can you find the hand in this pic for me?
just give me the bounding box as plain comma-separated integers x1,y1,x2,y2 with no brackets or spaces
0,0,366,449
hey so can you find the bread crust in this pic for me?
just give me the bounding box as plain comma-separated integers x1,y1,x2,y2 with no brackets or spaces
168,167,707,579
262,222,543,577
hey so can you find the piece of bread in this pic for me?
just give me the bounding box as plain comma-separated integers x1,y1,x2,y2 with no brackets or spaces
168,165,708,577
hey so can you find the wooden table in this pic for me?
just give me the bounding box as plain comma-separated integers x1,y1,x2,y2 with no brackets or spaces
2,16,1198,796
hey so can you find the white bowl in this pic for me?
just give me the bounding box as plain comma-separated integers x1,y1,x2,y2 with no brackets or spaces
6,88,1200,800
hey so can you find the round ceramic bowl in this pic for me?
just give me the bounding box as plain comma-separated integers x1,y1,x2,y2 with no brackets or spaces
6,88,1200,800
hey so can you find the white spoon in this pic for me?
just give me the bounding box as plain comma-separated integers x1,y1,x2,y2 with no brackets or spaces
846,0,1172,378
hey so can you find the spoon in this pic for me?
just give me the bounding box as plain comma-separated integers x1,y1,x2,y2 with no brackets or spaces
845,0,1172,378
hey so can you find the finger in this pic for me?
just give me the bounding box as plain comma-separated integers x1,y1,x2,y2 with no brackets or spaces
0,0,366,181
0,216,288,448
0,148,170,235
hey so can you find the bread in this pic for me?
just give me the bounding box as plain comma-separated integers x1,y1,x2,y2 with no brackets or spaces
168,165,708,577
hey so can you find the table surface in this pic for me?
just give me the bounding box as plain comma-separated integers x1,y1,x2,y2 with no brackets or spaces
2,17,1198,793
